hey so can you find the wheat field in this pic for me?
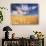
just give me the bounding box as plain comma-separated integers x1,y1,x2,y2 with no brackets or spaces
11,15,38,25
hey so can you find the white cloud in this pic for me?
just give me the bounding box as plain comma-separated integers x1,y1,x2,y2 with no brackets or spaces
21,5,29,11
32,6,37,10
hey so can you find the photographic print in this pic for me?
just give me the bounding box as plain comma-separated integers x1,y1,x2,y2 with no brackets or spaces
11,4,39,25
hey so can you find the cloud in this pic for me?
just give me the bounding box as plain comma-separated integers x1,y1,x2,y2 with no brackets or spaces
21,5,29,11
32,6,37,10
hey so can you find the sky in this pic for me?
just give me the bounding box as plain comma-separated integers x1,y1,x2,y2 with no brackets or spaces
11,4,38,15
